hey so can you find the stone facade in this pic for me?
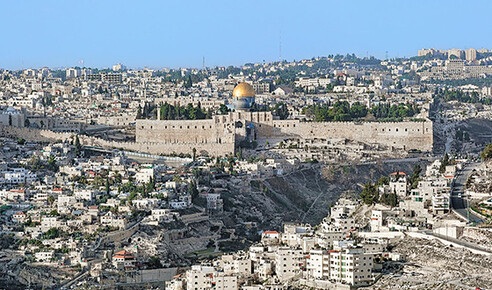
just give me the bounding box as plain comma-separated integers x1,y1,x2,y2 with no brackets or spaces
0,125,234,157
136,111,434,153
1,111,433,156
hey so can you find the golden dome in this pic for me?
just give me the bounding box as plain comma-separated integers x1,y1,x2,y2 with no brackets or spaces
232,82,255,98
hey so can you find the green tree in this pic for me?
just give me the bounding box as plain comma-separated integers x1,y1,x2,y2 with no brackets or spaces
105,178,110,194
47,155,58,172
380,192,398,207
272,102,289,120
409,164,422,189
481,143,492,160
185,75,193,88
376,176,389,186
360,182,379,205
188,180,199,201
74,135,82,156
136,105,143,119
48,195,55,206
146,256,163,269
439,153,449,173
45,227,60,239
218,104,230,115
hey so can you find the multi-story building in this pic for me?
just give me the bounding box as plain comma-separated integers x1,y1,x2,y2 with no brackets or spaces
465,48,477,61
1,168,37,185
329,246,373,286
447,48,463,59
214,273,238,290
389,171,408,197
446,59,465,74
432,190,450,214
252,81,271,94
306,249,330,280
275,247,304,282
112,250,136,270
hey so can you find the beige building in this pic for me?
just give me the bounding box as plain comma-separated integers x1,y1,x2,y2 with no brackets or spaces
306,249,330,280
465,48,477,61
329,247,373,286
275,247,304,282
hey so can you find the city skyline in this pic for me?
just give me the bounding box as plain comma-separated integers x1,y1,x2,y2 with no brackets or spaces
1,0,491,70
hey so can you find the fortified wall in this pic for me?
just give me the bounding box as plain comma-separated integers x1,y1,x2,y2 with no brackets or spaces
0,125,235,157
1,113,433,157
136,119,235,144
269,119,434,151
134,111,434,153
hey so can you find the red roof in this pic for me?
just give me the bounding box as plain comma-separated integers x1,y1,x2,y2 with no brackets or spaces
263,231,279,234
390,171,407,176
113,250,135,259
115,250,132,255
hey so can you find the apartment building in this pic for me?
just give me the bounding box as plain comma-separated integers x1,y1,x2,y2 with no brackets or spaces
389,171,408,197
275,247,304,282
306,249,330,279
329,247,373,286
432,191,450,214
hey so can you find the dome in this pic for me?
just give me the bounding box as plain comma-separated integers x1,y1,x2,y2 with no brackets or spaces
232,82,255,98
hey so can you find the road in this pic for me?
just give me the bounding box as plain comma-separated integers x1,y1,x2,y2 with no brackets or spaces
450,163,483,223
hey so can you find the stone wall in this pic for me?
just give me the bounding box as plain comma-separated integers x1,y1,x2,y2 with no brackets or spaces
1,114,433,156
0,125,235,157
270,119,433,151
136,119,236,145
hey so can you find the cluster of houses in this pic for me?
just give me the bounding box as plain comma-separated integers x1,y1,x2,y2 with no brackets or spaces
374,159,459,233
165,160,465,289
0,140,227,266
166,197,395,289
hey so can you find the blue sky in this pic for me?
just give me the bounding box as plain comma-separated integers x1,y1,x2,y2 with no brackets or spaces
1,0,491,70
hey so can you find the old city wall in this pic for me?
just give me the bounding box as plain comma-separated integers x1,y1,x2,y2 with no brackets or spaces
136,119,235,144
269,119,434,151
0,125,235,157
0,116,434,155
0,125,74,142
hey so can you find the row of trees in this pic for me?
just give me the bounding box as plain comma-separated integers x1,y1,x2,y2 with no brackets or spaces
434,89,491,104
249,102,290,119
369,103,419,121
303,101,419,122
303,101,368,122
158,103,210,120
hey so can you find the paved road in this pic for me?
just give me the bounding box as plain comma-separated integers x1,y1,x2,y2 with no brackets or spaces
450,163,483,223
